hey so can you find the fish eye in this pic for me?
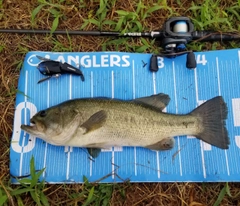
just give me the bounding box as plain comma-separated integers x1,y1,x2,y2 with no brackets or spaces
39,110,47,117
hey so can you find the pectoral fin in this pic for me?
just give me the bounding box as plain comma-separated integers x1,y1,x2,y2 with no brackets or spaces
87,148,101,158
145,137,175,151
81,110,107,134
133,93,170,111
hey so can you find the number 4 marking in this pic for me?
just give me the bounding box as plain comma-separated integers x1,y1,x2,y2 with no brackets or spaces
197,54,207,66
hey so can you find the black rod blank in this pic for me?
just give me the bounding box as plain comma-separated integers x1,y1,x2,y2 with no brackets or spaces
0,28,239,42
0,29,160,38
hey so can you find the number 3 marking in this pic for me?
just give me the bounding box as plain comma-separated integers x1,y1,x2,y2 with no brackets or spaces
158,57,165,69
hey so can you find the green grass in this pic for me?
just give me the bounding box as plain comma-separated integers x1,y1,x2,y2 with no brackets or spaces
1,0,240,205
187,0,231,30
0,156,47,206
0,157,126,206
31,0,66,33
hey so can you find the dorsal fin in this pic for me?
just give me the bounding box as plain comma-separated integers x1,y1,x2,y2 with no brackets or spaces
133,93,170,111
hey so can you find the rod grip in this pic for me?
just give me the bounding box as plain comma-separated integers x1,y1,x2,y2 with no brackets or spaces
150,55,159,72
186,52,196,69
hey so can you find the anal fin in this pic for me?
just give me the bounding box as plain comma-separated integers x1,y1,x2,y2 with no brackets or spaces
87,148,101,158
145,137,175,151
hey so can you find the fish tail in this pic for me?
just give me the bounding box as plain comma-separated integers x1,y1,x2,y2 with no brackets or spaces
190,96,230,149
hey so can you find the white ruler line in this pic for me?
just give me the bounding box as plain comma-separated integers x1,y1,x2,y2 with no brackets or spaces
194,66,199,103
112,71,114,98
172,62,178,113
172,61,182,176
20,71,28,176
43,81,50,177
91,71,94,98
69,75,72,99
216,57,230,176
152,72,160,178
152,72,157,95
132,60,137,176
111,70,115,179
90,71,93,176
66,75,73,180
238,50,240,67
132,60,136,99
216,58,221,95
194,63,207,178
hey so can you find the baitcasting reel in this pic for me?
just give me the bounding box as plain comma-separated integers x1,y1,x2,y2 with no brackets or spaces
150,17,197,72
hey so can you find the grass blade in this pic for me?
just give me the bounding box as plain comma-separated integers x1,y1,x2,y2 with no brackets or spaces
227,7,240,21
145,5,165,15
88,19,100,28
51,16,60,34
135,21,143,31
213,183,231,206
213,188,226,206
18,178,33,185
80,19,90,30
225,182,232,197
96,0,107,16
114,17,124,31
31,4,45,25
82,186,95,206
0,195,8,206
49,8,60,16
16,195,24,206
115,10,129,16
102,20,116,26
11,188,35,196
30,156,37,188
40,191,49,206
30,190,41,205
136,45,148,53
30,156,35,178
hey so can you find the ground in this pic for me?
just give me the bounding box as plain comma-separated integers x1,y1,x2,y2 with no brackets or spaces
0,0,240,205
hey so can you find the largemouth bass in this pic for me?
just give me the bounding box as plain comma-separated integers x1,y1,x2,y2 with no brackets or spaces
21,93,229,157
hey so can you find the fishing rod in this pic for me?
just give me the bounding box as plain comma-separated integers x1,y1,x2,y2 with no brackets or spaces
1,17,239,71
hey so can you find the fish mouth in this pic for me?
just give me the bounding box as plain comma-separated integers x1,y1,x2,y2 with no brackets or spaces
21,118,39,134
30,119,36,124
20,124,37,132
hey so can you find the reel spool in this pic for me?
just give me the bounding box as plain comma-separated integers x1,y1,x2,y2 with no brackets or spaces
173,21,188,33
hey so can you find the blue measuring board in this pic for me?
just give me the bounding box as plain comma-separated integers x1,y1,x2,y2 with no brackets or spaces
10,49,240,183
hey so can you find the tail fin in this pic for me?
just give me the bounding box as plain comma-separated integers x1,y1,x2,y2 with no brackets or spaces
191,96,230,149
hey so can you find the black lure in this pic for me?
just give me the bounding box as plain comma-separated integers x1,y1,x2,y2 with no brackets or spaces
36,56,85,83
